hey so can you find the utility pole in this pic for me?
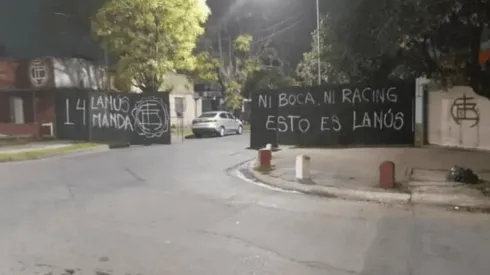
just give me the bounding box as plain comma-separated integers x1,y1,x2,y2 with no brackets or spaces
104,42,110,90
218,29,224,66
316,0,321,85
154,12,160,92
228,36,233,69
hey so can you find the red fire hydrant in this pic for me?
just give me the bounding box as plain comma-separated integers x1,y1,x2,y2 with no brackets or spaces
258,148,272,170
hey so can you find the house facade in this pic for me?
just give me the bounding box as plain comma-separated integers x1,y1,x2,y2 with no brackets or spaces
129,76,226,127
0,57,107,137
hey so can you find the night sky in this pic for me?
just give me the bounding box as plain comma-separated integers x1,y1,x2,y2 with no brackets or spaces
205,0,329,69
0,0,344,70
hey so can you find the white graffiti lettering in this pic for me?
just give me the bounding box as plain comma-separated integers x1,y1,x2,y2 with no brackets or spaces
320,116,342,132
352,109,405,131
258,94,273,108
278,92,316,107
64,98,74,125
91,95,130,112
342,87,398,104
64,98,87,125
265,115,311,133
62,95,169,139
92,112,134,131
323,90,336,104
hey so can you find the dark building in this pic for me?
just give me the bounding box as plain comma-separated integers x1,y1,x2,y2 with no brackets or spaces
194,83,225,113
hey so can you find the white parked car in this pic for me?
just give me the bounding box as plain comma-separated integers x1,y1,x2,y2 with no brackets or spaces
191,111,243,138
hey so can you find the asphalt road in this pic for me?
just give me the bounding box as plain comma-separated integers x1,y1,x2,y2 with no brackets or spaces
0,134,489,275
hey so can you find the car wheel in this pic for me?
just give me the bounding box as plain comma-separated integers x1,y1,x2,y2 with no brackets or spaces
219,127,225,137
236,125,243,135
194,133,202,138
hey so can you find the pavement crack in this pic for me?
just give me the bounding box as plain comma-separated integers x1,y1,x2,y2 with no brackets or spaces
200,230,358,274
124,168,146,182
60,164,75,200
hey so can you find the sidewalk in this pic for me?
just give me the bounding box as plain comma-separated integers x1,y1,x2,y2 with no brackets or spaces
0,141,74,154
0,140,108,162
248,146,490,208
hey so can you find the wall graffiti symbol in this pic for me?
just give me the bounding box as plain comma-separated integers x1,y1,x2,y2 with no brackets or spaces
131,96,169,138
29,59,49,87
450,94,480,127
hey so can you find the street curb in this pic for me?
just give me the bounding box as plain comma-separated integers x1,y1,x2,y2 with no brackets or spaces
245,160,490,208
411,192,490,208
247,160,410,204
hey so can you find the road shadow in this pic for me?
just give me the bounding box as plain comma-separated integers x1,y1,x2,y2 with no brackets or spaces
184,134,217,140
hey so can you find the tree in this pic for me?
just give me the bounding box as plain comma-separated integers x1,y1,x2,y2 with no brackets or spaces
296,19,350,85
191,34,261,110
412,0,490,98
192,34,298,110
91,0,210,92
244,48,298,95
297,6,413,85
298,0,490,99
247,69,297,90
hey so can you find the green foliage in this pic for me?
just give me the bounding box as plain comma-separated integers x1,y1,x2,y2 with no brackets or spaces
192,52,220,82
91,0,210,92
192,33,297,109
245,69,298,95
296,15,355,85
193,34,261,110
297,0,490,98
233,34,253,55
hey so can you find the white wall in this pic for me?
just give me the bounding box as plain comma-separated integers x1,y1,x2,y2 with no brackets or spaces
169,94,202,127
428,86,490,150
52,58,106,90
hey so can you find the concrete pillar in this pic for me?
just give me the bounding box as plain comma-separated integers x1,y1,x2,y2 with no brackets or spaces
415,77,430,146
379,161,395,188
296,155,311,180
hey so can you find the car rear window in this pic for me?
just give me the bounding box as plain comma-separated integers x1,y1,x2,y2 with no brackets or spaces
199,112,217,118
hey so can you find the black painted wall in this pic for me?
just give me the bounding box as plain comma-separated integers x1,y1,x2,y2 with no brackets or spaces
55,89,90,141
56,89,171,145
88,91,132,144
250,81,415,148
